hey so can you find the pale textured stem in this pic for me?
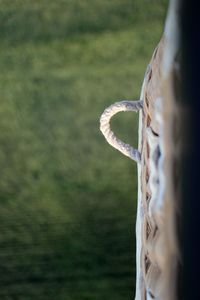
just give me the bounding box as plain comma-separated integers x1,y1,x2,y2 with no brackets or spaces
100,100,143,163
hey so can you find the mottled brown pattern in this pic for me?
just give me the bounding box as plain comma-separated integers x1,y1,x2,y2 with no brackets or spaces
139,37,165,299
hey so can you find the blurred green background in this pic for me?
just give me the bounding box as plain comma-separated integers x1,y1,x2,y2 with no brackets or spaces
0,1,167,299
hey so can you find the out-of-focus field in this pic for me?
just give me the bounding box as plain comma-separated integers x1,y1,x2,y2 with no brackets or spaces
0,1,167,299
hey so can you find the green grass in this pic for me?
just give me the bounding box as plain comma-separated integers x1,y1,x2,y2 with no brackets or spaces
0,1,167,299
